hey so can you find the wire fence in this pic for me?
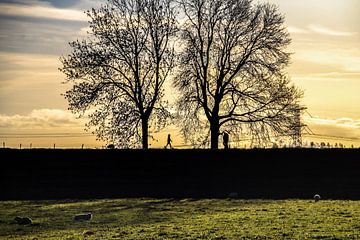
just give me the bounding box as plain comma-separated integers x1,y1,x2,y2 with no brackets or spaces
2,108,360,149
1,132,359,149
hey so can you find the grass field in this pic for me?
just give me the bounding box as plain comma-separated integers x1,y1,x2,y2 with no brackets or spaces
1,199,360,239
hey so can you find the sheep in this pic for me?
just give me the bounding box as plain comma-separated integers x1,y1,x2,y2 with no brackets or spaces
314,194,321,202
83,230,95,236
73,213,92,221
14,217,32,225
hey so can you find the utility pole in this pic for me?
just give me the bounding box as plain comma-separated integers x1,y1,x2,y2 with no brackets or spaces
292,105,304,147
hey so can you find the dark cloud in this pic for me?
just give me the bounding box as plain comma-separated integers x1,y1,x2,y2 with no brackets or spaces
39,0,79,8
0,0,80,8
0,0,103,10
41,0,105,10
0,15,87,55
0,0,34,5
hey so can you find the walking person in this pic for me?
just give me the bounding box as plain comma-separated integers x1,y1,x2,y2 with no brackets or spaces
164,134,172,149
223,132,229,149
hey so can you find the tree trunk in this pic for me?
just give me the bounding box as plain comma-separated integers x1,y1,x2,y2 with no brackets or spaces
141,117,149,149
210,119,220,149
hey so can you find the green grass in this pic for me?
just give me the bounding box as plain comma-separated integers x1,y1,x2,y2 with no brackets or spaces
1,199,360,239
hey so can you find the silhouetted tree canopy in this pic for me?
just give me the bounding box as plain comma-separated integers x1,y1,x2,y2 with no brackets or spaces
60,0,177,148
174,0,304,149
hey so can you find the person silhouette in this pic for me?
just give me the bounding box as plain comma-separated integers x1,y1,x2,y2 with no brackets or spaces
223,132,229,149
165,134,172,149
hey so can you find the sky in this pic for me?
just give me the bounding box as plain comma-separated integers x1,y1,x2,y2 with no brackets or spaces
0,0,360,148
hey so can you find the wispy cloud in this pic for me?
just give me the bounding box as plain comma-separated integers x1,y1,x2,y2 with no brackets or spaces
0,2,87,21
0,52,68,114
292,47,360,75
304,116,360,143
308,24,358,37
287,26,310,34
0,107,101,148
305,116,360,129
288,24,358,37
0,52,61,88
0,109,85,129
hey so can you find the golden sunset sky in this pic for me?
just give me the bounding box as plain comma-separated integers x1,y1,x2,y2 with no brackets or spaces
0,0,359,148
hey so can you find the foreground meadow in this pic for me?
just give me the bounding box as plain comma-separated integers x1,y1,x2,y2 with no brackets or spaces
0,199,359,239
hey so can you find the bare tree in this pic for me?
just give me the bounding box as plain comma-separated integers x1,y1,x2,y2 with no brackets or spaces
174,0,304,149
60,0,177,149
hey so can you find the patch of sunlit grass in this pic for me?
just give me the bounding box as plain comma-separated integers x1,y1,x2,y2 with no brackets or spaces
0,199,360,239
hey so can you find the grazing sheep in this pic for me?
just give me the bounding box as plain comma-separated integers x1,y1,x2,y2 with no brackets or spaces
83,230,95,236
14,217,32,225
314,194,321,202
74,213,92,221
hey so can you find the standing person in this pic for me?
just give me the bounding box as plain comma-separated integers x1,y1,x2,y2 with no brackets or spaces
165,134,172,149
223,132,229,149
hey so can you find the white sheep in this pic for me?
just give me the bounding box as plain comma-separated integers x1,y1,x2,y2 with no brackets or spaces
314,194,321,202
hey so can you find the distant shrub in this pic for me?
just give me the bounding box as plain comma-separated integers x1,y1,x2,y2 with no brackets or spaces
107,144,115,149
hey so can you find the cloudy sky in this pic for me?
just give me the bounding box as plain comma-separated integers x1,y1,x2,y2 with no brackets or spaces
0,0,359,148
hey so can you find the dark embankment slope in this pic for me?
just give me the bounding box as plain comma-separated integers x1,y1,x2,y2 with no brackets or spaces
0,148,359,200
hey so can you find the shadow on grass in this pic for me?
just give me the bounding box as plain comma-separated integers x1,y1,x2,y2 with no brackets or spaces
1,199,360,239
0,199,175,237
0,198,286,237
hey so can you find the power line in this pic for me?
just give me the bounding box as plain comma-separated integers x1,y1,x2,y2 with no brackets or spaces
305,110,314,118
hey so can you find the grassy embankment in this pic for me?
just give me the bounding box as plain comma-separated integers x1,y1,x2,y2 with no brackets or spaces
1,199,360,239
